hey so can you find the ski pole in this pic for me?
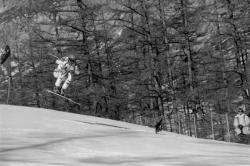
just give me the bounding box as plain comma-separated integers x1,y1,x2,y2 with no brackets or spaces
48,54,59,59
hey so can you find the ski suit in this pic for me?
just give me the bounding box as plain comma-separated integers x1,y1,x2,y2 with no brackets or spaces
0,45,10,65
234,112,250,135
54,56,79,91
0,45,11,76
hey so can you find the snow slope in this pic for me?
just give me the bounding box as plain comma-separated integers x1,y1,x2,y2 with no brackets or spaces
0,105,249,166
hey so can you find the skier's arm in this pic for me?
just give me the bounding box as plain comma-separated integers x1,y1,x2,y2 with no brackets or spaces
56,57,68,65
74,65,80,75
233,116,239,128
245,115,250,126
56,59,62,64
0,48,4,55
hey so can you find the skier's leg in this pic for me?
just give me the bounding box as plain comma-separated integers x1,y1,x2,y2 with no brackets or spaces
54,76,63,93
61,73,72,95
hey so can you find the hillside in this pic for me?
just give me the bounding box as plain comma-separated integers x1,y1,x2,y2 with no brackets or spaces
0,105,250,166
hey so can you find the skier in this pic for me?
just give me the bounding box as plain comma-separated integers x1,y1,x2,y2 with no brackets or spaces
53,54,80,95
0,45,11,76
0,45,11,65
234,107,250,135
155,118,163,134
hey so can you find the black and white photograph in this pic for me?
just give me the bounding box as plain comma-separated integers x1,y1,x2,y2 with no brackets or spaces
0,0,250,165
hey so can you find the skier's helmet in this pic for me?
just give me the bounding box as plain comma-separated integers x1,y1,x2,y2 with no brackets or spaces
238,107,244,113
68,54,76,62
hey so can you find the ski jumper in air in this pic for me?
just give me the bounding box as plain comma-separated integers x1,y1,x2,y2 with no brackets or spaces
0,45,11,76
0,45,11,65
53,55,80,95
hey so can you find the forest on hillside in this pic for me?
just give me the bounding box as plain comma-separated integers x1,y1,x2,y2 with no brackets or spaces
0,0,250,143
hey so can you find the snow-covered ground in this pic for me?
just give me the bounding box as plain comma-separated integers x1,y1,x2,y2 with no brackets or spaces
0,105,249,166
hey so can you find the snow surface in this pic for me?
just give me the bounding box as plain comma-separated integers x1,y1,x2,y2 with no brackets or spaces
0,105,250,166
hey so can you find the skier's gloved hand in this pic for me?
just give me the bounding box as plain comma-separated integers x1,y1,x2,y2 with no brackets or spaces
238,124,243,130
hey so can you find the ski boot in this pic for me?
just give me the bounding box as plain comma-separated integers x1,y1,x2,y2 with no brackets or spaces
53,86,61,94
60,88,65,96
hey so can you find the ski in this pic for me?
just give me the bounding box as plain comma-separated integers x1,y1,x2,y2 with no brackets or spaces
45,89,81,106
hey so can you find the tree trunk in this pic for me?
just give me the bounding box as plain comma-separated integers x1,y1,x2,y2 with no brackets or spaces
215,0,231,141
210,105,215,140
180,0,197,137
